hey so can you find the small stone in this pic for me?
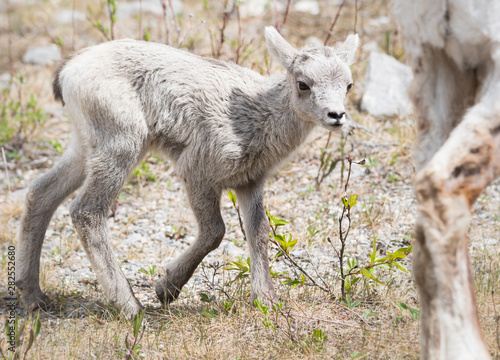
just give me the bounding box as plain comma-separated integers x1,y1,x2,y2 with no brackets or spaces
239,0,281,18
294,0,320,15
22,44,61,65
54,9,86,24
0,73,11,89
116,0,182,19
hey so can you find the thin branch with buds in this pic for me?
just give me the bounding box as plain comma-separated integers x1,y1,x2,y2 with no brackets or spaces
269,223,330,293
324,0,346,46
335,155,365,300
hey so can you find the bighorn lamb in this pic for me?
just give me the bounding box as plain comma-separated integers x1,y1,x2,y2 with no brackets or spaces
395,1,500,359
17,27,358,317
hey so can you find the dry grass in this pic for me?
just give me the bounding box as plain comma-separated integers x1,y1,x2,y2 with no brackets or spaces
1,0,500,359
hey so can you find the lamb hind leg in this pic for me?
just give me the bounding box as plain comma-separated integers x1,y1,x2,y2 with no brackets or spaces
155,182,225,304
17,139,86,311
70,147,145,318
414,72,500,359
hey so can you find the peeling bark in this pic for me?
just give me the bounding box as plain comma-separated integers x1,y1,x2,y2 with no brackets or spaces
396,0,500,358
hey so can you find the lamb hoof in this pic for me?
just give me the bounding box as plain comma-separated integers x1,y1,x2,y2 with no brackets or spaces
154,279,181,306
22,290,50,313
121,299,145,320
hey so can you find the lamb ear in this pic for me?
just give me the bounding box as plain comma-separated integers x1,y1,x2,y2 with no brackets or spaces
335,34,359,65
265,26,297,71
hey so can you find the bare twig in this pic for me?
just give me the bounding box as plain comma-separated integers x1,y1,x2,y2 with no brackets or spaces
160,0,170,45
167,0,181,43
315,132,343,189
7,0,14,84
2,147,11,193
324,0,346,46
304,249,330,290
0,344,7,360
234,1,242,64
332,301,372,326
281,0,291,30
269,224,329,293
107,0,116,40
87,3,111,41
232,201,247,241
491,261,500,352
315,132,332,189
274,0,280,32
290,313,360,328
72,0,76,50
338,155,354,300
216,0,233,58
353,0,358,33
138,0,143,40
200,262,231,301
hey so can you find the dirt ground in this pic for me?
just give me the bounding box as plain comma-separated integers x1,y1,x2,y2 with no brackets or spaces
1,0,500,359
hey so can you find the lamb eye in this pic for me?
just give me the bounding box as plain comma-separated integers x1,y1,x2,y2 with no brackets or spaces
347,83,353,92
298,81,310,91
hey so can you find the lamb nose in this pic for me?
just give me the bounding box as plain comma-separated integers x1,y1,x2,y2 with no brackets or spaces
327,111,345,120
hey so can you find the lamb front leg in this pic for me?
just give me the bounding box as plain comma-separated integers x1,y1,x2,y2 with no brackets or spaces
236,183,277,305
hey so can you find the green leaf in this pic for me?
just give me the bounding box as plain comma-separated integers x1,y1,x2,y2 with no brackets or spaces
199,293,214,303
201,310,217,318
282,279,302,289
348,194,358,208
396,302,408,311
370,236,377,263
26,329,34,353
351,351,363,358
360,268,383,284
133,309,145,338
392,248,408,259
363,309,378,319
394,261,408,273
223,257,251,273
374,256,390,263
326,158,339,176
33,311,41,337
273,219,289,227
228,190,236,205
409,308,420,321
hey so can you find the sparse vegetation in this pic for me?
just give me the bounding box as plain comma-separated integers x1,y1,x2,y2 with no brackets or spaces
1,0,500,359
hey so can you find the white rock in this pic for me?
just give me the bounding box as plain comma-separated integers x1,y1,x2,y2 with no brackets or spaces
22,44,61,65
7,187,28,203
239,0,282,18
294,0,320,15
306,36,323,47
54,9,86,24
362,41,380,54
0,73,11,89
221,241,246,258
361,51,413,117
124,232,143,246
116,0,182,19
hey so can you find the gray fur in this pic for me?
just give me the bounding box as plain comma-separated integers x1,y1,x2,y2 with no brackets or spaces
17,27,358,317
